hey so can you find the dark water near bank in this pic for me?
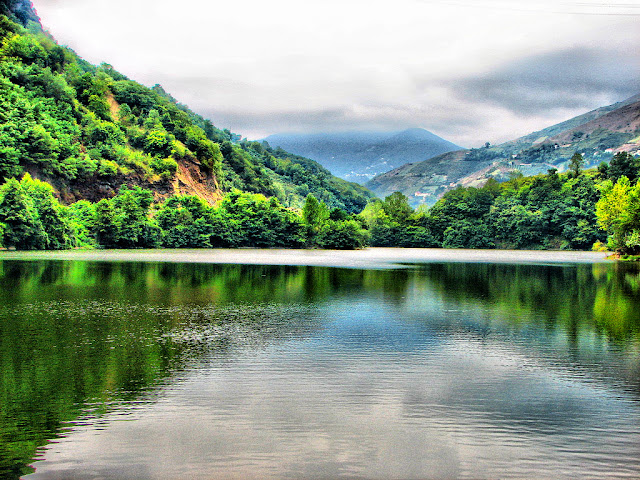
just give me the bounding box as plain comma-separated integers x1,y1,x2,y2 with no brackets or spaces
1,254,640,479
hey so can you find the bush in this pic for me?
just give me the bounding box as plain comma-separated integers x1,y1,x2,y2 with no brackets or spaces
97,159,118,177
317,219,369,249
150,156,178,180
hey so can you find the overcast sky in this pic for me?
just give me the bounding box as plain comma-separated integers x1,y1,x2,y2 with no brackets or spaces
31,0,640,147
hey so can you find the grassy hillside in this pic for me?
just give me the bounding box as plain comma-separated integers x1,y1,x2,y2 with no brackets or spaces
0,5,373,213
367,95,640,206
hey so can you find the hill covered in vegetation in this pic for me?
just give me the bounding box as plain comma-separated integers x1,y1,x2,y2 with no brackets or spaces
2,2,639,254
0,2,373,212
362,151,640,253
367,95,640,206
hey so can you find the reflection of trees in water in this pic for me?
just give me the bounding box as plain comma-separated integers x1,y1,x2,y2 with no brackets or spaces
0,260,332,479
412,262,640,402
414,262,640,342
2,259,638,478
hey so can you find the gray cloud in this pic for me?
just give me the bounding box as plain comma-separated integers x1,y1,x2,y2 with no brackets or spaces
450,47,640,115
32,0,640,147
198,102,486,143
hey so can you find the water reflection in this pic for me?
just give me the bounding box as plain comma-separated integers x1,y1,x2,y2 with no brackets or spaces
0,259,638,479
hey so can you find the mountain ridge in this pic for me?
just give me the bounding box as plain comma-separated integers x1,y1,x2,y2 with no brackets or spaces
366,94,640,206
264,128,461,183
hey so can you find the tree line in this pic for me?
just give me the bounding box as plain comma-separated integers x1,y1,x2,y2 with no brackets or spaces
0,174,369,250
0,151,638,252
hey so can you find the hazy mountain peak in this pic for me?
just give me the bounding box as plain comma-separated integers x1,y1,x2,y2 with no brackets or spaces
263,129,460,183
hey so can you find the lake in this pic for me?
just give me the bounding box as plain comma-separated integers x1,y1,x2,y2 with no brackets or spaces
1,249,639,479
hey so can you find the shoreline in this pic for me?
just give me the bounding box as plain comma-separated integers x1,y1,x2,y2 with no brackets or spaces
0,247,615,269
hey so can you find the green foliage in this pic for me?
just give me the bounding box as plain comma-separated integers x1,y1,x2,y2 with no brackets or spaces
156,195,217,248
19,173,74,249
442,221,494,249
0,174,75,249
0,8,624,253
596,176,640,254
607,151,638,184
0,12,372,219
316,219,369,249
302,194,330,247
360,194,437,248
382,191,412,223
150,156,178,179
67,199,96,247
217,191,305,248
0,177,46,249
569,152,584,178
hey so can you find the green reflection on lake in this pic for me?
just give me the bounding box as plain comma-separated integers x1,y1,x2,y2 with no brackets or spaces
0,258,639,478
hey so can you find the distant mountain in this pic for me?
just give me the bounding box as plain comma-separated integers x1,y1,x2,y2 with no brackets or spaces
366,95,640,206
263,128,461,183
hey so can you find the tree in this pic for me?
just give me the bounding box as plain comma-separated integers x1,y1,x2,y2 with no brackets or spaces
111,185,160,248
596,176,640,254
317,220,369,249
94,199,118,248
217,191,305,248
20,173,73,249
442,220,494,249
0,178,47,249
302,194,329,247
382,192,412,223
156,195,216,248
569,152,584,178
608,152,638,184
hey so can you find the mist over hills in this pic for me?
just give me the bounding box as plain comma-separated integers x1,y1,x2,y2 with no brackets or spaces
366,94,640,206
264,128,461,183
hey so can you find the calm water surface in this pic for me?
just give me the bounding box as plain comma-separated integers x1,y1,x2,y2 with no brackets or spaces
1,250,639,479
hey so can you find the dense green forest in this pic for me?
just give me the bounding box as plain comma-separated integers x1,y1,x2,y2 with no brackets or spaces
0,152,638,252
0,8,372,211
359,151,638,253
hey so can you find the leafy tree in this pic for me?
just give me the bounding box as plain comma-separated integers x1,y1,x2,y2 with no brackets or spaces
596,176,640,254
569,152,584,178
20,173,73,249
302,194,329,227
68,199,96,247
217,191,304,248
0,177,47,249
442,220,494,249
317,220,369,249
94,198,117,247
110,185,160,248
302,194,329,247
608,151,638,184
382,192,412,223
156,195,217,248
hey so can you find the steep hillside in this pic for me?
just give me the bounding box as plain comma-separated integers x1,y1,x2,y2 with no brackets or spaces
0,4,373,213
367,95,640,206
365,150,487,205
264,128,460,183
504,94,640,150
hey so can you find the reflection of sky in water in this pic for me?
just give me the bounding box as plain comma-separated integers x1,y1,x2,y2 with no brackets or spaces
28,287,640,480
